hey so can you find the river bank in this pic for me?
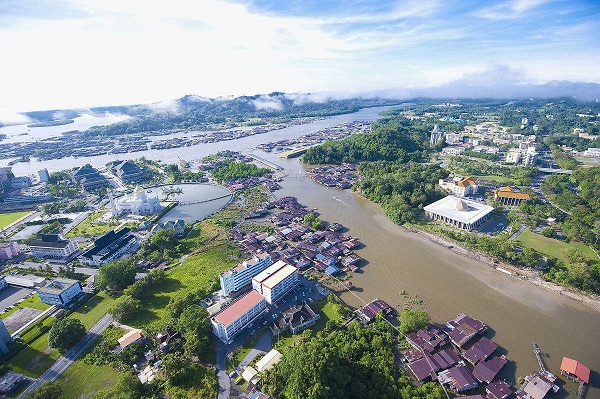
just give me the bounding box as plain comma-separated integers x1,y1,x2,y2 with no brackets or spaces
405,225,600,312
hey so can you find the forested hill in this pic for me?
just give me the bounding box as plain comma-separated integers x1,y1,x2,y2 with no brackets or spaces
15,93,402,133
302,116,431,165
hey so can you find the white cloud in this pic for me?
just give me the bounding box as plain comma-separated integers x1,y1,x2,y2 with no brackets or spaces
473,0,551,20
0,106,32,126
251,96,283,111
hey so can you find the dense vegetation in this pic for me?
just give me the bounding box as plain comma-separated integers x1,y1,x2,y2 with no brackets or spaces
447,157,537,185
79,95,400,137
303,117,430,165
209,160,271,182
262,318,444,399
356,163,448,224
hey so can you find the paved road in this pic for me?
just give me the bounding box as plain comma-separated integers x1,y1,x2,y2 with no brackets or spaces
237,331,272,371
18,314,113,398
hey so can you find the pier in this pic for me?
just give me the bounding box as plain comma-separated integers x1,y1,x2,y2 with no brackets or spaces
533,342,548,373
248,154,284,171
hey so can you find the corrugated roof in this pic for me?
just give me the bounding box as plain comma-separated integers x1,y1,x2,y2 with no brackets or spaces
560,357,590,384
118,329,144,348
213,290,264,326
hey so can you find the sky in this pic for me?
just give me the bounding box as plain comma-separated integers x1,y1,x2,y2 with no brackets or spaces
0,0,599,115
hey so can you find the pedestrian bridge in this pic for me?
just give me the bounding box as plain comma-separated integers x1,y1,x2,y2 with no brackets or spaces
178,193,233,205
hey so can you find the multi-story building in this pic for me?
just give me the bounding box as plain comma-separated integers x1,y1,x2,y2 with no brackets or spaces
493,187,531,206
219,252,271,296
252,260,299,305
37,277,83,307
79,228,137,266
505,149,521,164
211,290,267,343
430,125,444,147
0,319,12,355
445,133,462,145
522,148,538,165
0,276,6,291
73,164,110,192
28,234,79,260
112,160,145,183
0,242,21,260
438,176,478,198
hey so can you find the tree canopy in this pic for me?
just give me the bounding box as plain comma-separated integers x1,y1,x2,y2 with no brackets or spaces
399,309,430,335
48,318,86,351
97,260,137,292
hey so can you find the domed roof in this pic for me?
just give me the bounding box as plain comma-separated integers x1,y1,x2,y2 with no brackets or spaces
455,199,469,212
133,186,145,195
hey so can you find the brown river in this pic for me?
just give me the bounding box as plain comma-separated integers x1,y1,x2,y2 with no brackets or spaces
272,154,600,399
4,106,598,397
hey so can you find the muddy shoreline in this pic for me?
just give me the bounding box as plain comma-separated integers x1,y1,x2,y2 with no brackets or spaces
406,225,600,312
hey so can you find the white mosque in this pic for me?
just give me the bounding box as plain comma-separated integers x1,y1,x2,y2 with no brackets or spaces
109,187,162,217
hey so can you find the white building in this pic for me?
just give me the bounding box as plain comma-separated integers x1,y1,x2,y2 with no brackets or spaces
28,234,79,260
211,290,267,343
219,252,271,296
38,168,50,183
442,146,466,156
438,176,478,198
522,147,538,165
37,277,82,307
110,186,161,217
252,261,299,305
583,148,600,158
445,133,462,145
505,149,522,164
0,242,21,260
424,196,494,231
430,125,444,147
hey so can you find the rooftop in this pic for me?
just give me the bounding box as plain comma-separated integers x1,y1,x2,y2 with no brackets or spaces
560,357,590,384
118,329,144,349
424,196,494,224
38,277,79,295
213,290,265,326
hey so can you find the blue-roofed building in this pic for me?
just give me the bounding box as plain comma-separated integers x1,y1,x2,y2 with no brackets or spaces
325,265,340,276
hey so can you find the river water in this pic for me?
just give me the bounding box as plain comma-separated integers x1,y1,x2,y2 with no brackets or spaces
2,106,599,397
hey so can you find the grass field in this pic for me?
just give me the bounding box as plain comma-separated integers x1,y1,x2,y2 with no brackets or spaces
66,210,120,238
57,327,121,399
59,360,118,399
473,174,515,185
69,292,113,329
131,225,243,330
0,211,31,229
516,228,598,265
1,293,50,319
9,332,60,378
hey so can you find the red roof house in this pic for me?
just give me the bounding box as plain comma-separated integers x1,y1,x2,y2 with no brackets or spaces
560,357,590,384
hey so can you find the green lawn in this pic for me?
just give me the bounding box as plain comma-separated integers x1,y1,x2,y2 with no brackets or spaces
0,211,31,229
473,174,515,185
516,228,598,265
66,210,121,238
59,361,118,399
1,293,50,319
131,241,243,330
69,292,113,329
8,333,60,378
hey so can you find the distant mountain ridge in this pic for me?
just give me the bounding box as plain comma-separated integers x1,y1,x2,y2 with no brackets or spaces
4,79,599,129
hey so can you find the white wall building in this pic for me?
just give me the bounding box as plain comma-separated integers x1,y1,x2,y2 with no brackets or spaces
0,242,21,260
522,147,538,165
211,290,267,343
252,261,299,305
219,252,271,296
438,176,478,198
505,149,522,164
424,196,494,231
110,186,161,217
430,125,444,147
37,277,82,307
28,234,79,260
583,148,600,158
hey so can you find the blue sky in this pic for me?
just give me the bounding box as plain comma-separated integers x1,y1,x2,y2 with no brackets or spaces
0,0,599,115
